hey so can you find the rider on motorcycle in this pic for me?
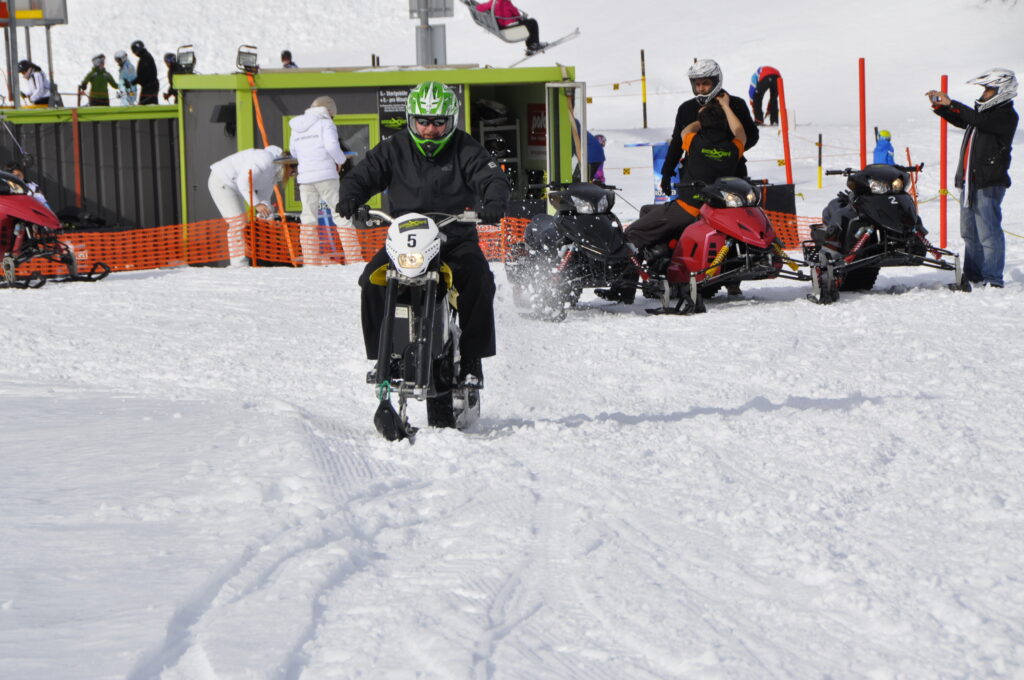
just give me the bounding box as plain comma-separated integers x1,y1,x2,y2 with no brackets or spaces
596,92,748,304
337,81,511,385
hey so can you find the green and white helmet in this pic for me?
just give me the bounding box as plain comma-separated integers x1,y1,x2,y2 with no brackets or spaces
406,81,460,157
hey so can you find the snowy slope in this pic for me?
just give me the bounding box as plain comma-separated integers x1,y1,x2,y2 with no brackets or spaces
3,1,1024,678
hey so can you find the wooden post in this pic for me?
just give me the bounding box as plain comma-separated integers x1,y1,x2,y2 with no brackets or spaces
778,77,793,185
939,74,948,248
858,57,867,169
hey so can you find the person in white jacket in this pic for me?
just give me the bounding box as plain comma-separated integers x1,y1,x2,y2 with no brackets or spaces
288,96,349,263
208,145,295,266
18,60,51,106
114,50,137,105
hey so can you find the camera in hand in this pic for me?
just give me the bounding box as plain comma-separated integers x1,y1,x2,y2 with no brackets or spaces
931,95,942,103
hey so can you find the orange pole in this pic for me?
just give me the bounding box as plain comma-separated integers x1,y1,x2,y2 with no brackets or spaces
71,108,82,209
248,169,257,267
858,58,867,169
939,74,948,248
777,77,793,185
246,73,297,265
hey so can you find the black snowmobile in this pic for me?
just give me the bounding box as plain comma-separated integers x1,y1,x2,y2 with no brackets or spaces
506,182,633,320
803,164,970,303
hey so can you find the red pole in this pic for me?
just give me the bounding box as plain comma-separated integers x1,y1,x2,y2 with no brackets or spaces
858,58,867,169
939,74,949,248
777,77,793,185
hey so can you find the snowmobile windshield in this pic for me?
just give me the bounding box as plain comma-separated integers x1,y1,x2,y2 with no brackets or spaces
0,171,30,195
853,192,919,233
549,182,615,214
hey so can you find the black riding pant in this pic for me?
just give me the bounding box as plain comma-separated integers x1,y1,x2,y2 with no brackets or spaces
359,231,497,361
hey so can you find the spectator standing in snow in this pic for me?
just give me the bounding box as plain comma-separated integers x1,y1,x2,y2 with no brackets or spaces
130,40,160,105
474,0,546,56
17,60,50,106
281,50,298,68
597,92,748,304
78,54,118,106
208,145,297,266
593,134,608,184
872,129,895,165
928,68,1019,289
748,66,781,126
162,53,186,103
661,59,758,197
288,96,349,263
114,50,137,105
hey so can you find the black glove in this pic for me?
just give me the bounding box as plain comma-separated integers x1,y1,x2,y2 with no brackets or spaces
660,175,674,196
337,197,358,219
479,203,505,224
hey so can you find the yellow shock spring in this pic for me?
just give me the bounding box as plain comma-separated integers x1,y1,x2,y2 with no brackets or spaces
705,243,731,278
774,242,800,271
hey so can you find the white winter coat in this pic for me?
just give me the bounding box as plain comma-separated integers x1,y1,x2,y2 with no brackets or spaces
209,145,283,208
288,106,347,185
21,70,50,104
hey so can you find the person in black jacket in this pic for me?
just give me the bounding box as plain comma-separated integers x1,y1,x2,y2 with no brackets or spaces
337,81,510,386
660,59,759,197
928,68,1018,288
130,40,159,105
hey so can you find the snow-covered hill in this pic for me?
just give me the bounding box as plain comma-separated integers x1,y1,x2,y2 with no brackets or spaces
3,1,1023,678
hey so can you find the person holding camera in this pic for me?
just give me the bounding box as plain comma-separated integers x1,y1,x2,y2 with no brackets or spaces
927,68,1018,288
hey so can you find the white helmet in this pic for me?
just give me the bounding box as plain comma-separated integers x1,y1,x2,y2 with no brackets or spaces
967,68,1018,111
114,50,127,62
385,213,441,278
688,59,723,105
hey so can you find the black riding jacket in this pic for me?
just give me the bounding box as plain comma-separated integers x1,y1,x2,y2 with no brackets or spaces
934,99,1018,190
662,94,759,181
339,129,510,237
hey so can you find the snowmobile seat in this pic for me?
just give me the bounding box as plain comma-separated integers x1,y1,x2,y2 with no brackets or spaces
462,0,531,42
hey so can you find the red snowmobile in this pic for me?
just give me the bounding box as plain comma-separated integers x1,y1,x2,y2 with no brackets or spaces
641,176,811,314
0,171,109,288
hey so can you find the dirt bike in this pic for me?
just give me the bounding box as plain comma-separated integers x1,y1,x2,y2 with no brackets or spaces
364,210,481,442
505,181,631,320
0,171,110,288
803,164,970,303
641,176,811,314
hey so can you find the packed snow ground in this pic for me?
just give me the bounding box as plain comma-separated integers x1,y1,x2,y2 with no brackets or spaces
3,0,1024,678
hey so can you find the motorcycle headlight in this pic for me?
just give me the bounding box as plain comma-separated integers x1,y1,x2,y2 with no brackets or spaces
722,191,744,208
596,195,609,213
397,252,424,270
571,196,595,214
868,179,890,195
746,190,758,205
892,178,904,192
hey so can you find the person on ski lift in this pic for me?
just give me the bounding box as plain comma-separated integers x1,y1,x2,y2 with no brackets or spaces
18,60,50,106
336,80,510,388
927,68,1019,289
78,54,119,106
661,59,758,197
474,0,546,55
596,92,747,304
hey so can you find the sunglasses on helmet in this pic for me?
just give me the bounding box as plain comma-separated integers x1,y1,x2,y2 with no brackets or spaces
414,117,449,128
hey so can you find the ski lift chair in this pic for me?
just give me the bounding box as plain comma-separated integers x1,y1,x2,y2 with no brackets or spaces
461,0,531,42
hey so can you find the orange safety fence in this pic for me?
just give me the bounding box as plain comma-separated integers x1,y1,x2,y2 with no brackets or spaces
13,212,816,278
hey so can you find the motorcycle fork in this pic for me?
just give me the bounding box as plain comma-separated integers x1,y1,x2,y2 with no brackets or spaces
844,227,875,264
375,276,400,385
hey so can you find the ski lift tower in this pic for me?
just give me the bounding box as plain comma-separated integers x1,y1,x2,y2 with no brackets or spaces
409,0,453,67
0,0,68,109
